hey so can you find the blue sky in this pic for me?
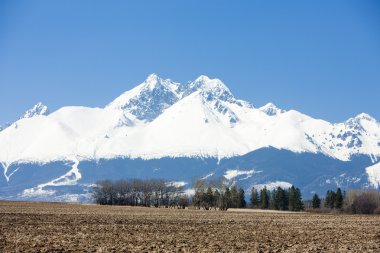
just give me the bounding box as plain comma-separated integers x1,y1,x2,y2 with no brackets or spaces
0,0,379,124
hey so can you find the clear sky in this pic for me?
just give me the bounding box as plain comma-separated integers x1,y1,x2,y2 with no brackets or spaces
0,0,379,124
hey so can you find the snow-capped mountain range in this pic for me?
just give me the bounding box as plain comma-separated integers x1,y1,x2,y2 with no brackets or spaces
0,74,379,201
1,74,379,164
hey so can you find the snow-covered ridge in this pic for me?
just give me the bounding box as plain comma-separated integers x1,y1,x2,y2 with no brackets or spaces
0,102,48,132
23,102,49,119
0,74,379,167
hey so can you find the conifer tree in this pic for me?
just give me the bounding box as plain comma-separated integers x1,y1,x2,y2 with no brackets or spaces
334,188,343,209
276,187,288,210
289,186,304,211
288,186,296,211
260,187,269,209
270,188,278,210
223,187,232,210
282,188,289,210
325,190,336,209
294,187,304,211
238,188,246,208
250,187,259,208
205,187,214,210
324,190,331,208
312,193,321,209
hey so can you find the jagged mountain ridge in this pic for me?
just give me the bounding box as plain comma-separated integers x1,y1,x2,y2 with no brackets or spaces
22,102,49,119
0,74,379,166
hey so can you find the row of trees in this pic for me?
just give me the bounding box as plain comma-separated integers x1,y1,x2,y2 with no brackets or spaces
324,188,344,209
192,179,246,210
92,177,380,214
308,188,380,214
92,178,308,212
92,179,189,208
93,177,249,211
250,186,304,211
308,188,344,210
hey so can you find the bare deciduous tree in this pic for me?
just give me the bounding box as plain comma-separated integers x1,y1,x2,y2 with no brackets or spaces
92,179,189,209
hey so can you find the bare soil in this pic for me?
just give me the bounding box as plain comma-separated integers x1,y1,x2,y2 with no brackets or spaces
0,201,379,252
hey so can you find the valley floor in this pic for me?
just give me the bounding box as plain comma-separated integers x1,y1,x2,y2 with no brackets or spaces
0,201,379,252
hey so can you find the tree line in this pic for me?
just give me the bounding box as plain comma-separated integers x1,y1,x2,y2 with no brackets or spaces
309,188,380,214
250,185,304,211
306,188,343,210
92,178,310,213
192,179,246,210
92,179,189,208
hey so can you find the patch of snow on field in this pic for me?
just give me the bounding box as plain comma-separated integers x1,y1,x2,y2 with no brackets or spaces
224,169,256,180
21,187,56,197
54,193,92,202
366,162,380,189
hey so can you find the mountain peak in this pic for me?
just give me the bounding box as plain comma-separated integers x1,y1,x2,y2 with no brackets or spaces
147,73,159,80
259,103,285,116
107,74,181,122
194,75,211,83
185,75,234,103
346,113,377,126
193,75,231,92
354,113,376,122
145,73,160,89
141,73,181,95
22,102,49,119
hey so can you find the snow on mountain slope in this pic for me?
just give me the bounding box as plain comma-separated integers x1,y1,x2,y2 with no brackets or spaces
124,90,247,159
304,113,380,161
224,169,257,180
0,102,48,132
366,162,380,188
0,106,124,165
0,74,379,169
21,157,81,198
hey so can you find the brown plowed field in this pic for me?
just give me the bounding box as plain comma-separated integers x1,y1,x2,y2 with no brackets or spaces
0,201,379,252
